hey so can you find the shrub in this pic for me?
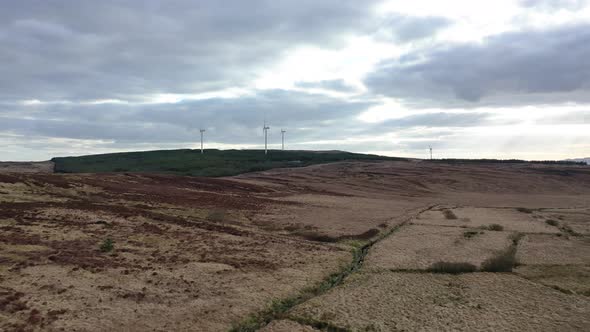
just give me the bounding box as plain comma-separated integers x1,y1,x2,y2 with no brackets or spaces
486,224,504,231
428,261,477,274
509,232,524,245
516,207,533,214
481,248,516,272
100,238,114,252
463,230,480,239
344,228,380,241
295,231,339,243
442,209,458,220
546,219,559,227
94,220,113,228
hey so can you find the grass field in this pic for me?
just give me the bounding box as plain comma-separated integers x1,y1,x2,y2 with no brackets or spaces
52,149,403,177
2,160,589,331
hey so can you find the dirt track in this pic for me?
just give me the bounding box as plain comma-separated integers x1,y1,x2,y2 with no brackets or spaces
1,160,590,331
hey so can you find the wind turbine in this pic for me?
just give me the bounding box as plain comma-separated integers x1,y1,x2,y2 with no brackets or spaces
281,129,286,151
263,121,270,155
429,146,433,160
200,129,206,154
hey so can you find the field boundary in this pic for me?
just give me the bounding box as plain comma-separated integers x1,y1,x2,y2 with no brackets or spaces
229,205,437,332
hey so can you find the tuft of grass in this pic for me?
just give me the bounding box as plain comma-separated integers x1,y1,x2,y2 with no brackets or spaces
99,238,114,252
488,224,504,231
294,228,380,243
428,261,477,274
341,228,380,241
463,230,481,239
509,232,524,245
480,224,504,231
94,220,113,228
442,209,458,220
516,207,533,214
481,247,517,272
545,219,559,227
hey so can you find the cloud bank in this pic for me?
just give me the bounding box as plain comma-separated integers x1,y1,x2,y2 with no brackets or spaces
1,0,589,160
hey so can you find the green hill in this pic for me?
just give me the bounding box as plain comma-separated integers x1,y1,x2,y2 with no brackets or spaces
52,149,404,177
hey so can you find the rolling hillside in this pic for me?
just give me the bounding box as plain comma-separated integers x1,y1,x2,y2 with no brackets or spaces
52,149,403,177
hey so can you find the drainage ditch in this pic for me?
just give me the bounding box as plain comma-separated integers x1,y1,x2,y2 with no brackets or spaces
229,205,436,332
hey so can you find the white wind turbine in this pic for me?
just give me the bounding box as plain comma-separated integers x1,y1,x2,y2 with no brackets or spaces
281,129,286,151
200,129,206,154
263,121,270,155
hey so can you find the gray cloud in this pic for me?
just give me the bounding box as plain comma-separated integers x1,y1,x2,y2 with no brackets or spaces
348,112,513,144
375,113,494,129
375,15,451,42
0,0,383,101
0,1,459,103
1,1,588,161
365,24,590,107
0,90,376,144
0,0,475,160
0,91,500,151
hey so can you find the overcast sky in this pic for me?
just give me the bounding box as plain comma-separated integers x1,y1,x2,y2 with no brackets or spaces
1,0,589,161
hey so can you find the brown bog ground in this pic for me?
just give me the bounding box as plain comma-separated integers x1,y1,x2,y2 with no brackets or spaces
1,161,590,331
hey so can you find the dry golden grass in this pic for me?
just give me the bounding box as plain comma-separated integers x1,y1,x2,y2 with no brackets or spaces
536,208,590,235
414,207,560,234
365,224,513,271
2,161,590,331
515,265,590,295
290,271,590,332
0,173,352,331
516,234,590,265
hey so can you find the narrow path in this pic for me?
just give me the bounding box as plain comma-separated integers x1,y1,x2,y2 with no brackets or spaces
230,204,438,332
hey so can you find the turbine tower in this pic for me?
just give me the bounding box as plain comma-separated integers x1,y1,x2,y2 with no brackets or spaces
429,146,433,160
200,129,206,154
281,129,286,151
263,121,270,155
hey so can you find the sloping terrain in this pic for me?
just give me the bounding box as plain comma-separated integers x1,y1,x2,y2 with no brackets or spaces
1,160,590,331
0,173,352,331
51,149,402,177
236,161,590,331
